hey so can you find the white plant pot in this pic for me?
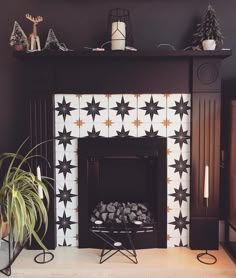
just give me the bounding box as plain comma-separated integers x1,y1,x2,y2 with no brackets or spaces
202,39,216,50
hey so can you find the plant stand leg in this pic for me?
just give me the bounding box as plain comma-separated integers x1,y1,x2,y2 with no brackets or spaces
34,249,54,264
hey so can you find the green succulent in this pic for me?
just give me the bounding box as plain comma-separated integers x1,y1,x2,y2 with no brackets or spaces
0,139,52,250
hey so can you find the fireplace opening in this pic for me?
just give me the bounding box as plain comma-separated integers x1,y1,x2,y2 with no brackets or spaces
78,137,167,249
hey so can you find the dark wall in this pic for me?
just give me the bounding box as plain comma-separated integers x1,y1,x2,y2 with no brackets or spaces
0,0,235,152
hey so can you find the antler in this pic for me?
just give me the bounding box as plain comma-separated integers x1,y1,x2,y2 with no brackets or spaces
26,14,43,24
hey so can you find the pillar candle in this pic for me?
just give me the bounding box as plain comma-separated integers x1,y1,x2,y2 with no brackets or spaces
204,165,209,199
111,21,126,50
37,166,44,199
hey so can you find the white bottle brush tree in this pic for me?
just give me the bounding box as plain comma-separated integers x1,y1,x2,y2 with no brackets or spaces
193,4,224,49
9,21,29,51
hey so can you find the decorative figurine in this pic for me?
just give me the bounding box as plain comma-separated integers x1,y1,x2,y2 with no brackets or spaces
9,21,29,51
26,14,43,51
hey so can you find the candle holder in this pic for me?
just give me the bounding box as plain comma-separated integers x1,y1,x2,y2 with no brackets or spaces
107,8,133,50
34,249,54,264
196,204,217,265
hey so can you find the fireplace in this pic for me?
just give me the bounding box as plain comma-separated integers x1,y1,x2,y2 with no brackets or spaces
78,137,167,248
54,93,191,248
25,50,230,250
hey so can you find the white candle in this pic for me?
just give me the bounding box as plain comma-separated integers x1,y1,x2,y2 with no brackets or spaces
37,166,44,199
111,21,126,50
204,165,209,199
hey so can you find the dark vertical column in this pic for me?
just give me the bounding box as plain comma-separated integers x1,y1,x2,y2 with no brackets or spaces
190,58,221,250
29,94,56,250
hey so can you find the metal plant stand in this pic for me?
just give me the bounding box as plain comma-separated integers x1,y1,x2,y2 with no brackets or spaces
0,235,27,276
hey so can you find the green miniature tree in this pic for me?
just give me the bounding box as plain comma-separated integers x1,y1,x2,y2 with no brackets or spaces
193,5,224,49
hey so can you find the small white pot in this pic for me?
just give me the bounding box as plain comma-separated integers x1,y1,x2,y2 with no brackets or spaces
202,39,216,50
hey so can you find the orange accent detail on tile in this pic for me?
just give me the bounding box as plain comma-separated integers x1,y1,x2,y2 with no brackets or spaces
104,119,113,127
75,119,84,127
133,119,142,127
167,149,172,156
167,206,172,213
167,234,172,241
167,177,172,184
162,119,172,127
105,94,112,98
134,94,141,98
163,93,171,98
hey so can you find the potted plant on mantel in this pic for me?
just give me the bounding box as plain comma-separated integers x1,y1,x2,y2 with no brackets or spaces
0,139,51,250
193,4,224,50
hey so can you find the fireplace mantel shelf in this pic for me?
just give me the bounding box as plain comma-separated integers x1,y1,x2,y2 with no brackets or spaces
13,49,232,59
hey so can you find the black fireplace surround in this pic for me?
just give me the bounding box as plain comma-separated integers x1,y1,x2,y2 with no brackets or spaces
78,137,167,249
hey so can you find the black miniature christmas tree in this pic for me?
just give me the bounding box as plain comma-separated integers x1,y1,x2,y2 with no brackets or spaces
9,21,29,51
193,5,224,49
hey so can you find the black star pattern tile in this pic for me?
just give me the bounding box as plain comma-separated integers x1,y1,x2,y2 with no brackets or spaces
55,155,76,178
58,238,72,247
140,96,164,120
169,125,190,149
55,126,76,150
169,183,190,207
56,183,77,208
82,96,105,121
111,96,135,121
55,97,76,121
116,125,130,137
56,211,76,235
170,96,191,120
169,154,190,178
169,211,190,235
145,125,159,137
174,239,188,247
87,126,101,138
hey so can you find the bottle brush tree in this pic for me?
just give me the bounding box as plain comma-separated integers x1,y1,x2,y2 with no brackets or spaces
193,4,224,49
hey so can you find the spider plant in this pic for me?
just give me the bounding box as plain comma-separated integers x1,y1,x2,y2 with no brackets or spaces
0,139,51,250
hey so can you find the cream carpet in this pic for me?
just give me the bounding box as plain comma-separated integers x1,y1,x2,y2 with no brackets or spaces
6,246,236,278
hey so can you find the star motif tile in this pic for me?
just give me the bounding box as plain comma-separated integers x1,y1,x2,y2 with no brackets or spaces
169,154,190,178
58,238,72,247
55,126,77,150
169,125,190,149
87,125,101,138
56,183,77,208
144,125,159,137
169,95,191,121
55,96,77,121
56,211,77,235
81,96,105,121
116,125,130,137
140,95,164,121
111,96,135,121
169,183,190,207
169,211,190,235
55,155,77,178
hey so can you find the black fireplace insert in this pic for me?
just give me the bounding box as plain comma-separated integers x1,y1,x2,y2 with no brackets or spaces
78,137,167,249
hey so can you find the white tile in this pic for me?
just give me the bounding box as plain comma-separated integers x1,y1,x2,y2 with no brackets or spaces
167,152,191,181
108,122,137,137
79,94,108,123
56,208,78,238
138,94,166,122
137,122,166,138
167,94,191,123
79,123,109,138
109,94,137,123
57,236,78,247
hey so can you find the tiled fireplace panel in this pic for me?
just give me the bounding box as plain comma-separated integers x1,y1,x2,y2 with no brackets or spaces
54,93,191,247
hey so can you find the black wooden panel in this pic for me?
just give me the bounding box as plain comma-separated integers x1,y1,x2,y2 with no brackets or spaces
29,94,56,250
